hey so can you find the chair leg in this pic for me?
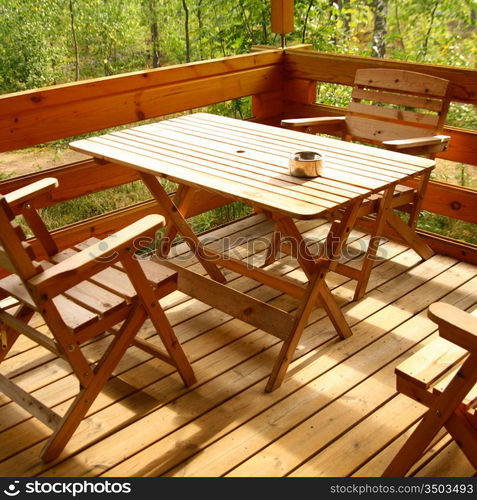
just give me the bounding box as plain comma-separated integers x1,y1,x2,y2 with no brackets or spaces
120,251,196,387
383,353,477,476
444,408,477,470
407,171,431,231
41,304,147,461
0,305,34,362
354,188,394,301
146,301,196,387
159,185,196,257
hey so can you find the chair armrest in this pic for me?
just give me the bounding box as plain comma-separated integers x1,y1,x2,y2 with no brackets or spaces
428,302,477,352
4,178,59,209
383,135,450,150
281,116,346,128
28,214,166,298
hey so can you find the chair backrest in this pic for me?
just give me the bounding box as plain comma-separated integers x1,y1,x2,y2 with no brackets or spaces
345,68,451,144
0,196,42,280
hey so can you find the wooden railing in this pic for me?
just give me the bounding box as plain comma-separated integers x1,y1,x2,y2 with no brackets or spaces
0,46,476,263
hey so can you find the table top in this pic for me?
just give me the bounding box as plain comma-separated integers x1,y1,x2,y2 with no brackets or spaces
70,113,435,219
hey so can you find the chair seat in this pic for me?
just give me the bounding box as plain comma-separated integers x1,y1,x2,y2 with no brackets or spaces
396,337,477,410
0,244,177,334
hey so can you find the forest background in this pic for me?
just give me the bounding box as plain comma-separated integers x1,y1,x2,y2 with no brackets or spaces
0,0,476,240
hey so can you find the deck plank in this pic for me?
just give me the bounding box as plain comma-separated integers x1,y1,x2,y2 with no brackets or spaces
163,274,477,478
0,213,476,477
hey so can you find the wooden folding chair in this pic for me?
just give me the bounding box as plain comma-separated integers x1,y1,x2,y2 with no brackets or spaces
280,68,450,298
0,178,195,461
383,302,477,476
282,68,451,159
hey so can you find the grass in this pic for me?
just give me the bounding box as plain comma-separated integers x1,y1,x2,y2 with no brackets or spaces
39,180,153,230
417,212,477,245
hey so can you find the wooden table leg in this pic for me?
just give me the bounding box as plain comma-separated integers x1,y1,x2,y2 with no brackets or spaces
325,199,362,264
353,187,395,301
265,205,361,392
265,266,327,393
140,173,226,283
265,268,353,392
385,171,433,260
159,184,197,257
274,215,317,280
386,210,434,260
408,170,431,230
262,229,282,268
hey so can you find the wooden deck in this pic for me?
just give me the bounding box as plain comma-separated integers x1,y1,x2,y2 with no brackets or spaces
1,213,476,477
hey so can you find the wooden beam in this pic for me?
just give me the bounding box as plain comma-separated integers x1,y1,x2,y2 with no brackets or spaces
271,0,295,35
284,48,477,105
25,190,230,259
402,179,477,224
0,374,62,430
164,262,294,341
0,309,60,356
358,217,477,265
1,51,282,115
0,52,283,152
252,90,285,120
0,160,140,211
438,126,477,166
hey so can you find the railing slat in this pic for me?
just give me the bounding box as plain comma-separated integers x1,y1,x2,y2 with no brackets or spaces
284,49,477,105
0,160,140,212
1,65,283,152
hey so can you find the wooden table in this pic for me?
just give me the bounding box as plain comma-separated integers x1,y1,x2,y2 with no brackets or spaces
70,113,435,391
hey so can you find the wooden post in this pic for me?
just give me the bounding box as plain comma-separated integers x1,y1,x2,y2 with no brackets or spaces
271,0,294,47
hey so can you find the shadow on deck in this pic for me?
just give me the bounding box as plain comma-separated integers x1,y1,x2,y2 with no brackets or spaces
0,213,476,477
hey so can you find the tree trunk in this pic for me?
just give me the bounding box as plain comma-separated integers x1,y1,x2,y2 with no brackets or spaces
149,0,160,68
371,0,389,58
342,0,351,34
393,1,406,52
260,2,269,43
182,0,191,63
239,1,254,40
302,0,314,43
68,0,80,80
329,0,351,44
421,1,440,60
197,0,204,59
151,23,160,67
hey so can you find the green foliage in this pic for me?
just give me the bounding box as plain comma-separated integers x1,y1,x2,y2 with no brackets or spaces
418,213,477,245
70,0,145,78
28,180,252,239
37,180,151,232
0,0,65,92
1,0,475,93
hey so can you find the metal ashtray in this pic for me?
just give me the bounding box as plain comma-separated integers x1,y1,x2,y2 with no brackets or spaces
288,151,324,178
